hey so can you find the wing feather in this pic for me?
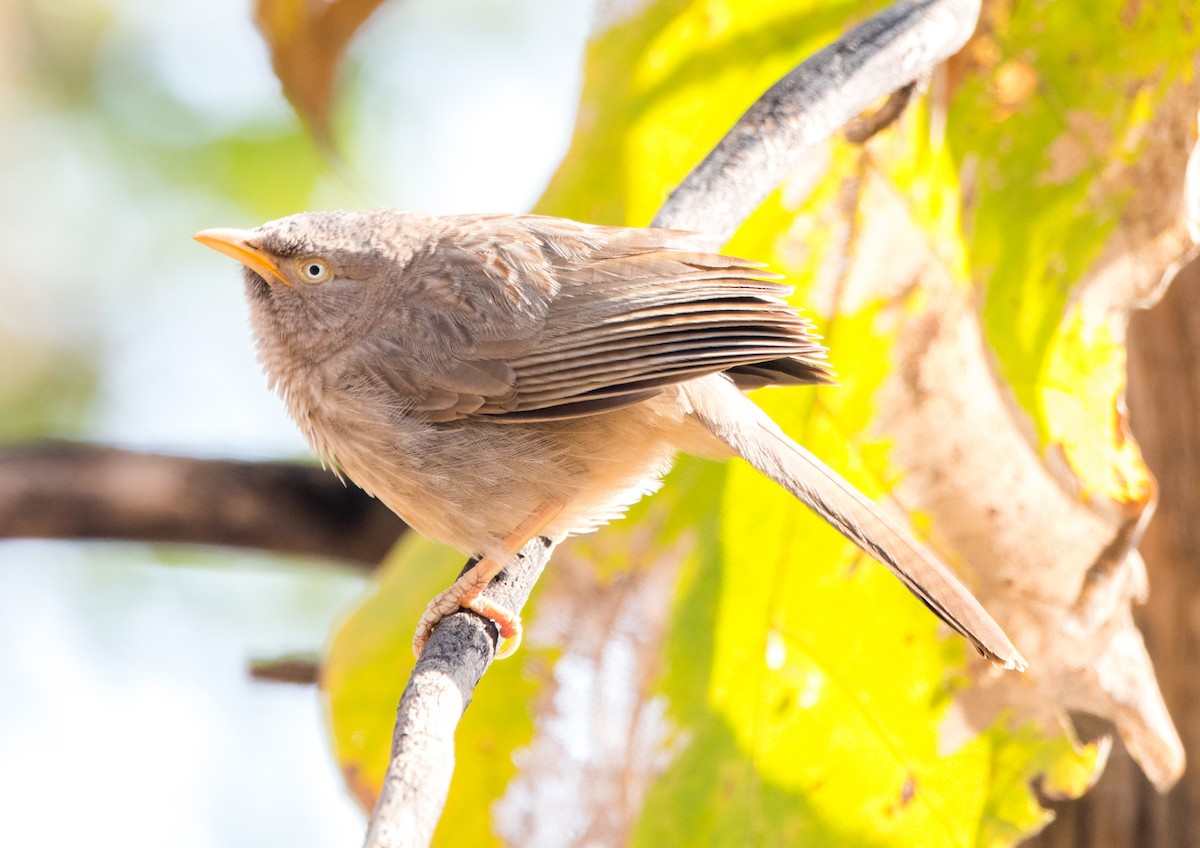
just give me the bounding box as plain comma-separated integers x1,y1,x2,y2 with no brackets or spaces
368,215,833,421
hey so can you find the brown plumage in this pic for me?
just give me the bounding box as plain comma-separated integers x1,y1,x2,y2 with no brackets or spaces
195,209,1024,670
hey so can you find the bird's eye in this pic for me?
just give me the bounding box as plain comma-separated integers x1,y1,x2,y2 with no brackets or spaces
297,258,331,284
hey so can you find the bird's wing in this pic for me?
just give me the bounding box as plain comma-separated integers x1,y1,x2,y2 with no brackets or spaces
366,215,833,422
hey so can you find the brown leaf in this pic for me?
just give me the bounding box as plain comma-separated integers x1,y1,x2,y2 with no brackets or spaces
254,0,390,146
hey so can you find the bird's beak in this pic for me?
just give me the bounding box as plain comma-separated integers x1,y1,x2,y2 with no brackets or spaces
193,228,291,286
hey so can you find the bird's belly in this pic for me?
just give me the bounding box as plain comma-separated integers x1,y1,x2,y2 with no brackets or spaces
314,399,687,558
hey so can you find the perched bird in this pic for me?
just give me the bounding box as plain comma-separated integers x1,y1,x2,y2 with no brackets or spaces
195,209,1024,670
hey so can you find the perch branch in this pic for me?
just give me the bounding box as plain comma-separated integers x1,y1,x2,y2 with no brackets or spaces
370,0,981,845
363,538,556,848
0,442,405,568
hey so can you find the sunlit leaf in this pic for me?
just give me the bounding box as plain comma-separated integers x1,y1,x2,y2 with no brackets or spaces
958,0,1186,509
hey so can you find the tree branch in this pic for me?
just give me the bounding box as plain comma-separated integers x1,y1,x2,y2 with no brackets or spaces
364,538,556,848
652,0,979,238
0,442,405,568
249,653,323,685
371,0,981,844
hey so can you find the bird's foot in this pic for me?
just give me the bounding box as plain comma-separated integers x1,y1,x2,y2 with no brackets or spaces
411,499,564,660
411,563,522,658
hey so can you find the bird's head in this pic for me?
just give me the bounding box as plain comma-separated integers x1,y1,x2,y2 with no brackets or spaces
194,209,428,361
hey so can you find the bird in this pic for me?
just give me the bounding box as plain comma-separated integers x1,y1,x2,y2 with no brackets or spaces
194,209,1025,670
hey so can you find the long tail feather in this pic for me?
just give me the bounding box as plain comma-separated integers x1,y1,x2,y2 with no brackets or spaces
686,377,1025,671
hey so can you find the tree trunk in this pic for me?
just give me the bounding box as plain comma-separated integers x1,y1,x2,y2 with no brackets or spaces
1029,259,1200,846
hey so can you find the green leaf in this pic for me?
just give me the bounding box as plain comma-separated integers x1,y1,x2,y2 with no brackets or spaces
960,0,1193,503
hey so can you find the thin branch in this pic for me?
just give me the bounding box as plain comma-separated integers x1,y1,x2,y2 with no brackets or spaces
0,442,405,568
363,538,556,848
371,1,981,845
844,80,919,144
249,654,322,685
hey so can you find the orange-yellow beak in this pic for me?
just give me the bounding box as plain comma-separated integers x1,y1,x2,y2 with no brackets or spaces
193,228,290,286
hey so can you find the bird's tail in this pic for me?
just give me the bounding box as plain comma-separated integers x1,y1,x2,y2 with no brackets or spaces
685,376,1025,671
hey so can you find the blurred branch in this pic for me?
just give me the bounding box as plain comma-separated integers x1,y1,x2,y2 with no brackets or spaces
0,442,405,568
844,80,919,144
370,1,981,845
249,653,322,685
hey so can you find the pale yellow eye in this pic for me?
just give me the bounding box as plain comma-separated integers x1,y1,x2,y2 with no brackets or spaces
297,258,331,284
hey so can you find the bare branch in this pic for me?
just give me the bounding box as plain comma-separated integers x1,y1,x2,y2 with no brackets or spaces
249,654,322,685
652,0,979,238
369,1,981,845
363,538,556,848
0,442,405,568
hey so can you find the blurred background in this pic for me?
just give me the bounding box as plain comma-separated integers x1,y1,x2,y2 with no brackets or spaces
0,0,593,843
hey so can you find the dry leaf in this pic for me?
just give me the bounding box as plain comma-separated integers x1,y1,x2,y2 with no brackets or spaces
255,0,390,146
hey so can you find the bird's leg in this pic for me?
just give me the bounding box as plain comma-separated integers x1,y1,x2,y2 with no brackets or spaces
412,500,564,659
